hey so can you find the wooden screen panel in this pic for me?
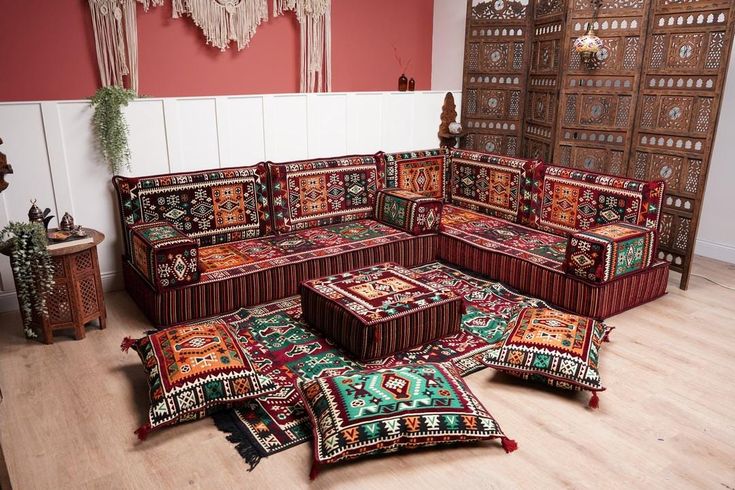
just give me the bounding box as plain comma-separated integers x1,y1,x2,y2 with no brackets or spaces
523,0,567,160
630,0,735,289
554,0,651,175
461,0,532,156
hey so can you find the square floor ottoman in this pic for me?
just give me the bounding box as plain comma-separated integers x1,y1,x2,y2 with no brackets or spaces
299,262,464,361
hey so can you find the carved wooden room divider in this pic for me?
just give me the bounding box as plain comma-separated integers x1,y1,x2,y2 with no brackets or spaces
460,0,735,289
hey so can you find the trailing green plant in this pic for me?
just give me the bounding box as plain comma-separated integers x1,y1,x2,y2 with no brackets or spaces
90,86,137,175
0,222,55,339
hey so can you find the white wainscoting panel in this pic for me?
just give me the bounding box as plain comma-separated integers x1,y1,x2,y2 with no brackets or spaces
177,98,221,171
346,93,383,153
263,94,309,161
0,90,460,312
221,96,266,166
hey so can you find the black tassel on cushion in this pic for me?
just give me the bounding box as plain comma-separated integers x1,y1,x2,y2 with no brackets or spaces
212,411,265,471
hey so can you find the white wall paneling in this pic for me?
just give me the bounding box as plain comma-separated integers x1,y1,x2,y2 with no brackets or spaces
0,90,461,312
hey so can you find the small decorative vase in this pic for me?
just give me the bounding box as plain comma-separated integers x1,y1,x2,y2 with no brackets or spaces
59,212,75,232
408,78,416,91
398,74,408,92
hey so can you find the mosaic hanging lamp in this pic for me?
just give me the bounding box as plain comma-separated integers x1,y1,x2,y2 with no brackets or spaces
573,0,604,68
574,25,604,66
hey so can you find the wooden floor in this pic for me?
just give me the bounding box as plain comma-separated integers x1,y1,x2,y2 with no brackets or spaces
1,256,734,489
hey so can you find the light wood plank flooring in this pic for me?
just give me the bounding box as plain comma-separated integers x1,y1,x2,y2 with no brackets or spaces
1,256,734,489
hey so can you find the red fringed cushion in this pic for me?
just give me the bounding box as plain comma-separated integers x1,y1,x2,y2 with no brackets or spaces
482,307,613,408
297,363,517,479
121,320,277,439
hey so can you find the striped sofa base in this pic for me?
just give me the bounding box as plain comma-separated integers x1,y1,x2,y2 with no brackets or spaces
438,235,669,319
124,234,439,326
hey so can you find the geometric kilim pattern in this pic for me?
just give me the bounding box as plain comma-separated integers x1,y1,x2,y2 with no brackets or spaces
112,163,271,254
382,148,450,201
297,363,513,468
564,223,656,283
482,307,611,393
129,220,200,290
449,149,539,223
536,166,665,236
300,262,463,360
374,188,443,236
214,262,547,466
268,155,380,235
301,262,461,325
440,205,568,271
123,320,277,437
195,219,415,281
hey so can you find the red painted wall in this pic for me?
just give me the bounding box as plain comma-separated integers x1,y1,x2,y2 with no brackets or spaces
0,0,434,101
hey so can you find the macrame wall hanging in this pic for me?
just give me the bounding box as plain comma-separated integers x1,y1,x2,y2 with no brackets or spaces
273,0,332,92
88,0,141,91
88,0,332,93
171,0,269,51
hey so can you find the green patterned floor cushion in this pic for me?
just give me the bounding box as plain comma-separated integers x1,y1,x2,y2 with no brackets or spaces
297,362,517,480
481,307,612,408
121,320,277,440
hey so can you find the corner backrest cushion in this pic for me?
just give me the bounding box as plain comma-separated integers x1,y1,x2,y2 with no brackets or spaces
535,165,665,236
382,148,450,201
448,149,541,223
268,154,379,234
112,163,271,254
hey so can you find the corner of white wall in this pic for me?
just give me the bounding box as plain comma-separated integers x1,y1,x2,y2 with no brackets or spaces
696,46,735,265
431,0,468,91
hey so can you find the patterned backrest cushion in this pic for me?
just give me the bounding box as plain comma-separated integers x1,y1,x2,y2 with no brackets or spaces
534,165,665,236
112,163,272,254
268,154,380,234
382,148,450,201
448,149,541,223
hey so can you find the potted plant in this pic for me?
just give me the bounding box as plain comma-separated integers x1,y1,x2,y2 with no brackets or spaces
0,222,55,338
90,86,137,174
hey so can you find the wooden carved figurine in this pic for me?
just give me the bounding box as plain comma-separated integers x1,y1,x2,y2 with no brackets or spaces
0,138,13,193
438,92,463,148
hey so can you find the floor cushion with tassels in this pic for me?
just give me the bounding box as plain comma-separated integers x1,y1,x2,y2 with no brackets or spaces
299,262,464,361
481,307,613,408
296,362,518,480
120,320,277,440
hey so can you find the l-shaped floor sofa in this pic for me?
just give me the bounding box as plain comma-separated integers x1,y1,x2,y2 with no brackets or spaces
113,148,668,327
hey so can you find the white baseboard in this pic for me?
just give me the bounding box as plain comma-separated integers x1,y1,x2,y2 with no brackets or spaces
0,270,124,313
695,239,735,265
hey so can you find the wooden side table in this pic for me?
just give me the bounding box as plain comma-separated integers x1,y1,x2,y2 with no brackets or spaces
5,228,107,344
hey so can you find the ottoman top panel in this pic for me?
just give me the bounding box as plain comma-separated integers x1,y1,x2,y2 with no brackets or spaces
300,262,461,325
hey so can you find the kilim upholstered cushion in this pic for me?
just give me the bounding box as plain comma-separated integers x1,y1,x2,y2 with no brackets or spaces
481,307,612,408
129,221,199,290
112,163,272,254
299,262,463,361
564,223,656,283
533,165,665,236
297,362,517,479
448,149,540,223
374,188,442,235
382,148,450,201
121,320,277,440
268,154,380,234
